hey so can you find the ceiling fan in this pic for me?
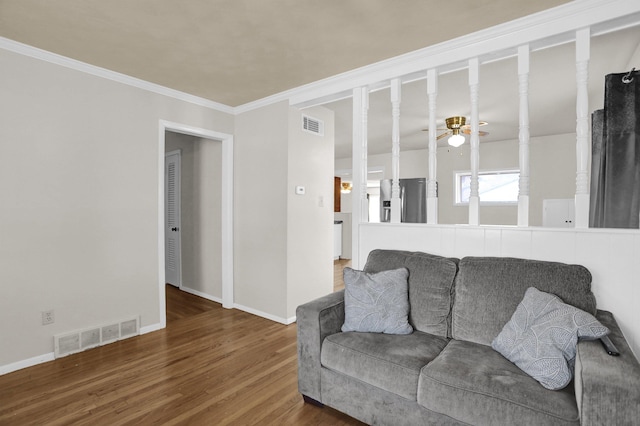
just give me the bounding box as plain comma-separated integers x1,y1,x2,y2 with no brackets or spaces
424,116,489,147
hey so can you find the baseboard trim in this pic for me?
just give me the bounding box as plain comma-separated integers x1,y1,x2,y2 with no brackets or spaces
233,303,293,325
1,303,295,376
177,287,296,325
180,286,223,305
2,323,164,376
0,352,55,376
140,322,164,335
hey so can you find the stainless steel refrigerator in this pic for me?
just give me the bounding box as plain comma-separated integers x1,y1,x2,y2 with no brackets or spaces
380,178,427,223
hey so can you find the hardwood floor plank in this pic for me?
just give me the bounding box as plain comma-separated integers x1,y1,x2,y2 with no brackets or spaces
334,258,351,292
0,287,364,425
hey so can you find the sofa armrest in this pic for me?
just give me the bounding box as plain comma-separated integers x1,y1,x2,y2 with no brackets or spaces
575,310,640,425
296,290,345,401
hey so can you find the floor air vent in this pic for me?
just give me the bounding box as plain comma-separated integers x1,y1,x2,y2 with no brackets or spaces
54,316,140,358
302,115,324,136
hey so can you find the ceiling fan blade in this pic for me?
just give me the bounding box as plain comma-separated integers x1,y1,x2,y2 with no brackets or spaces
460,121,488,130
461,129,489,136
436,131,451,140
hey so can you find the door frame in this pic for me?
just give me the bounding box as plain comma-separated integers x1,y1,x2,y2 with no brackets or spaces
158,120,234,328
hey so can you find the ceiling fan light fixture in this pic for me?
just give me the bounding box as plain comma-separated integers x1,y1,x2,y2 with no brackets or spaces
445,116,466,128
426,116,485,146
448,130,465,147
446,116,466,147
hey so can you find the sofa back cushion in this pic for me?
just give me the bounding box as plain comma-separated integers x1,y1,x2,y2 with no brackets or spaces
363,250,458,337
452,256,597,346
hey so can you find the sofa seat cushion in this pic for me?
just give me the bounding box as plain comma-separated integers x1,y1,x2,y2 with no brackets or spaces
418,340,579,426
321,331,449,401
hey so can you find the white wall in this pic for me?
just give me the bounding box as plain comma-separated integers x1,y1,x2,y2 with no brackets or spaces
1,50,337,371
234,102,335,322
287,106,335,319
437,134,576,226
336,133,576,226
359,223,640,360
0,49,234,370
165,133,222,300
234,102,289,320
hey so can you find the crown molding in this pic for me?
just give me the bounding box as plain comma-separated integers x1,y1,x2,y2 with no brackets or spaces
0,37,235,115
3,0,639,116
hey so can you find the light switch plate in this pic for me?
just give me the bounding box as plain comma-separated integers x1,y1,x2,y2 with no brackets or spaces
295,186,305,195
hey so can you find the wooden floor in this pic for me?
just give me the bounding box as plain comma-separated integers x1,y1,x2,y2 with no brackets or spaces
0,285,364,425
334,258,351,292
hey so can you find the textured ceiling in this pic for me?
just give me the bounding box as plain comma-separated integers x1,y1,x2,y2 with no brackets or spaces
0,0,571,107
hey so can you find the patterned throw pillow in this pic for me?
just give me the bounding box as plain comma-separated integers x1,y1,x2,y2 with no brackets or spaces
492,287,609,390
341,267,413,335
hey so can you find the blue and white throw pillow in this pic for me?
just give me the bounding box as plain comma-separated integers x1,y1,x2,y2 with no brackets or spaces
492,287,609,390
341,267,413,335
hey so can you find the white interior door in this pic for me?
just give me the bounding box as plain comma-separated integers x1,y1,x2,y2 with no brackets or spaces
165,150,182,287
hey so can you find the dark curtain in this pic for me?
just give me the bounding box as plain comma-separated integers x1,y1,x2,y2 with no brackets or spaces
589,69,640,229
590,109,605,226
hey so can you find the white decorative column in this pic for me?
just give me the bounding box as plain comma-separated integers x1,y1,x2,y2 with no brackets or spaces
517,45,531,227
468,58,480,226
427,69,439,224
575,28,591,228
351,87,369,269
390,78,402,223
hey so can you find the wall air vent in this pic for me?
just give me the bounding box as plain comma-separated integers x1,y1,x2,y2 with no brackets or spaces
54,316,140,358
302,115,324,136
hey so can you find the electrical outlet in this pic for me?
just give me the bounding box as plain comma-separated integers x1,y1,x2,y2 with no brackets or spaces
42,310,55,325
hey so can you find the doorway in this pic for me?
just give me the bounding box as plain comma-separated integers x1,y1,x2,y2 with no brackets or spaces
158,121,234,329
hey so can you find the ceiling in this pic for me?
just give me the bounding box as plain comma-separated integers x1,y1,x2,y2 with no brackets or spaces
0,0,572,107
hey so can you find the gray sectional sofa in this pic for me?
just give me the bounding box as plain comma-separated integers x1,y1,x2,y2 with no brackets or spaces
296,250,640,425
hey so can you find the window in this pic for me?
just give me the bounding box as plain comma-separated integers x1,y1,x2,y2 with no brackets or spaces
455,169,520,205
